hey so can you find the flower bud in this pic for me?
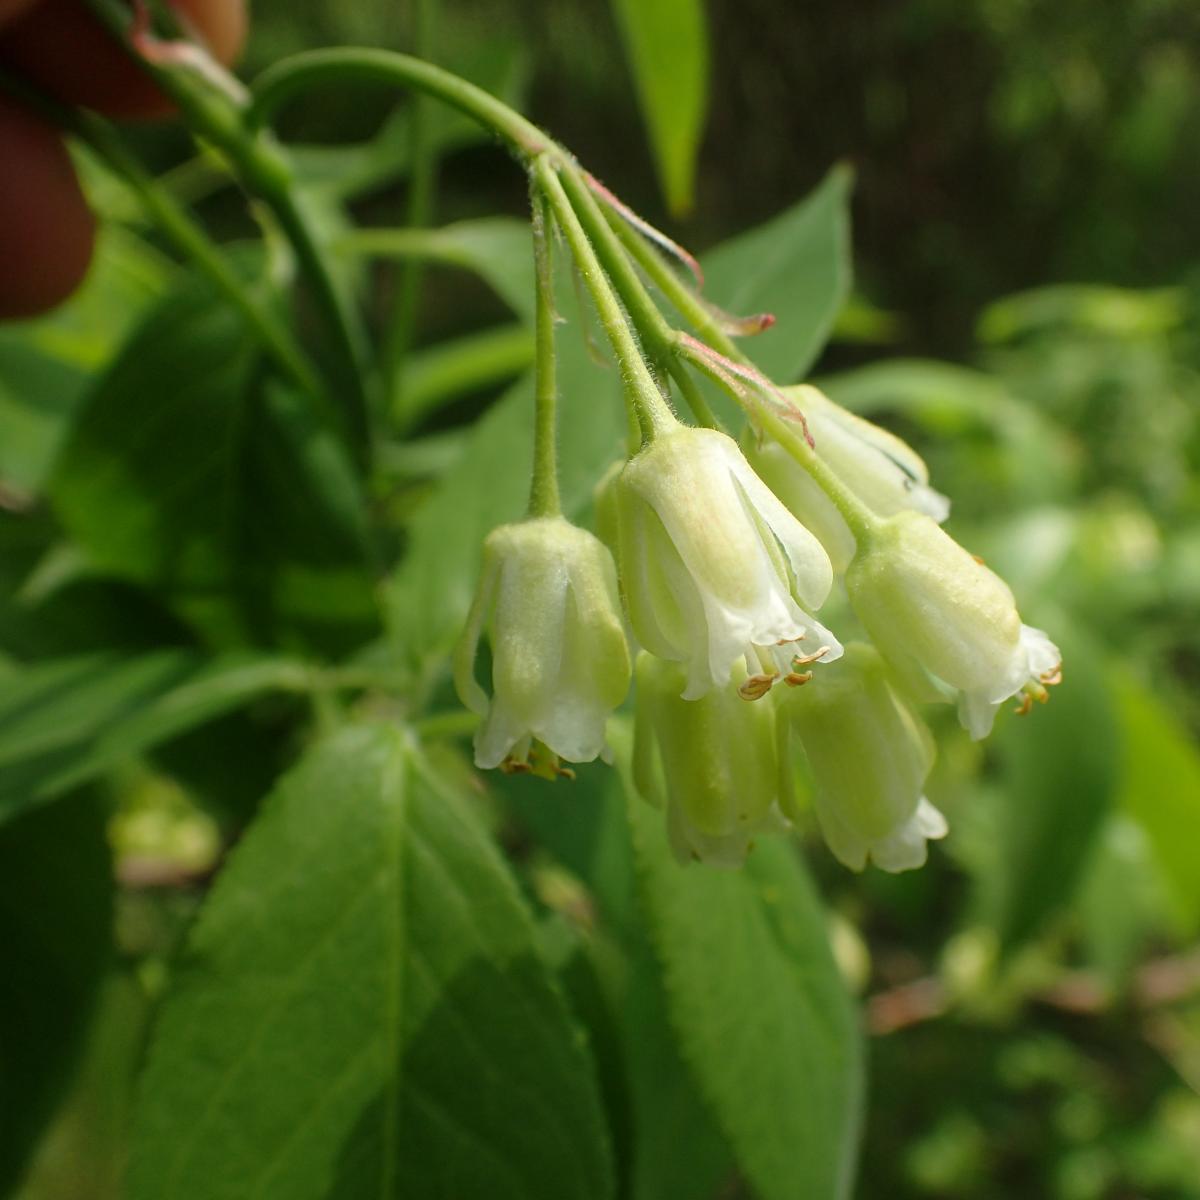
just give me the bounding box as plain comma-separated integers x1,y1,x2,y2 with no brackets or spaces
633,653,789,867
454,516,631,771
785,642,946,872
845,511,1061,738
744,386,949,573
614,425,841,701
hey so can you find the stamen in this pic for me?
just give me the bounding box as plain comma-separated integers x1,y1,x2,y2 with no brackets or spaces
501,757,533,775
1040,665,1063,687
738,672,778,701
784,670,814,687
1013,693,1034,717
792,645,832,667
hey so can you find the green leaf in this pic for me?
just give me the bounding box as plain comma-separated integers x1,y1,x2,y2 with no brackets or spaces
989,625,1119,950
387,325,627,673
501,766,734,1200
341,219,535,324
701,165,853,383
0,794,112,1195
610,0,709,216
399,324,534,429
0,651,308,825
0,228,168,497
128,725,614,1200
622,744,863,1200
49,282,377,653
1112,672,1200,936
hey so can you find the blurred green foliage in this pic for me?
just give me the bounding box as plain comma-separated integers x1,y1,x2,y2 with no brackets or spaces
2,1,1200,1198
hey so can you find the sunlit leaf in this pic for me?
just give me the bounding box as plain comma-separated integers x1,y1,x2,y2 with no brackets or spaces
127,725,614,1200
622,737,863,1200
50,282,377,653
701,164,853,382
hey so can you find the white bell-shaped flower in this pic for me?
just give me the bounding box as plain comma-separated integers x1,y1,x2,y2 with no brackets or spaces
846,510,1061,739
454,517,631,770
785,642,947,872
633,653,790,867
614,425,841,700
744,385,949,572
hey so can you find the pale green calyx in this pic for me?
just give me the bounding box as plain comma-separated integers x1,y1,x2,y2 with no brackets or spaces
454,516,632,771
745,386,949,573
846,510,1062,739
633,653,789,867
614,425,842,701
786,642,947,872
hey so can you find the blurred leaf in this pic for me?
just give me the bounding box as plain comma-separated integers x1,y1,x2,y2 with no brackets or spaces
622,743,863,1200
0,651,308,825
0,794,112,1196
1113,673,1200,937
702,165,853,383
399,324,534,429
505,764,735,1200
127,724,614,1200
990,626,1119,951
50,282,377,653
610,0,709,215
978,284,1185,343
1077,816,1163,989
341,219,535,323
819,358,1078,509
0,228,169,497
387,322,626,676
13,972,149,1200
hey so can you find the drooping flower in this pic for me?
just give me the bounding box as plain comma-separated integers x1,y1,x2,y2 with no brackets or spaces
454,516,631,771
613,425,841,701
744,385,949,572
845,510,1061,738
633,653,790,867
785,642,947,872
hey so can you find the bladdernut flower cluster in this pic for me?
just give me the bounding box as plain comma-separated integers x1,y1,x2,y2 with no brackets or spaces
454,159,1061,873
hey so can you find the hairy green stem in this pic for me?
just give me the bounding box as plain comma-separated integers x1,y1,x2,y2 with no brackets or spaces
534,157,675,439
527,190,561,517
248,48,552,159
602,203,746,364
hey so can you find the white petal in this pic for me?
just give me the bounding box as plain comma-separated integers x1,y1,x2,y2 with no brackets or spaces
958,687,1002,741
452,546,500,717
867,797,949,873
1021,624,1061,678
724,442,834,610
473,695,530,770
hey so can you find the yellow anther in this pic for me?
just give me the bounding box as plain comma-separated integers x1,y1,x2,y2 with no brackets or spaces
1040,664,1063,687
738,672,778,701
1013,692,1034,717
784,670,814,687
791,645,832,667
